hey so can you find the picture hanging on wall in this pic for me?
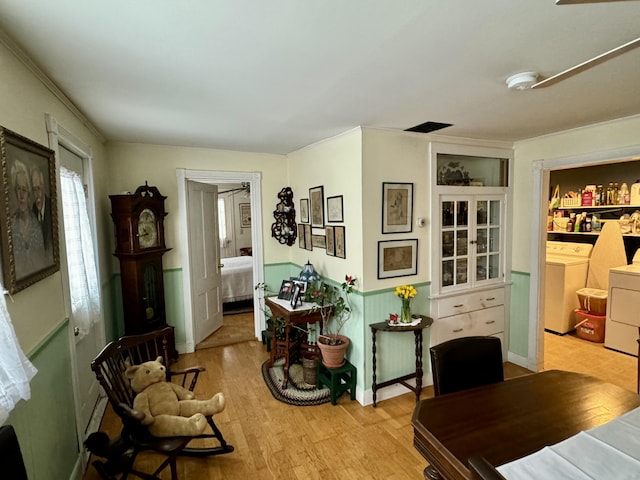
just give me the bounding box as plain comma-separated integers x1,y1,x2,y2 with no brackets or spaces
325,226,335,256
382,182,413,234
0,126,60,294
300,198,309,223
334,226,346,259
326,195,344,223
377,238,418,279
239,203,251,227
309,185,325,228
298,224,305,249
304,224,313,251
312,234,326,249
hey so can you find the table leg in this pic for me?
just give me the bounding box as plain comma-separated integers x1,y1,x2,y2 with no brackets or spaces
415,330,423,402
372,328,378,407
424,465,441,480
283,322,291,389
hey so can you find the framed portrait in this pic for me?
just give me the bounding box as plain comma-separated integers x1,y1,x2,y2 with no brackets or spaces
290,282,302,309
377,239,418,279
334,226,346,259
311,234,326,249
298,224,305,249
0,127,59,294
382,182,413,234
326,195,344,223
291,279,307,294
277,279,294,300
304,224,313,251
300,198,309,223
239,203,251,227
309,185,325,228
325,226,335,256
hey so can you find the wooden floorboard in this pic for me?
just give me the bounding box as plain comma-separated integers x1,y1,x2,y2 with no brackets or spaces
83,318,637,479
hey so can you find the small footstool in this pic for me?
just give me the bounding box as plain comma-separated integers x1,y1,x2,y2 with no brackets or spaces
317,359,357,405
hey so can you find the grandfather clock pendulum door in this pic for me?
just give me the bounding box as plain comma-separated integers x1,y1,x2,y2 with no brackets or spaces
109,182,176,357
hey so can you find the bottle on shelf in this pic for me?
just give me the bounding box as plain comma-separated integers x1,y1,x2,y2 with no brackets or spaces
613,182,619,205
620,182,630,205
566,213,575,233
596,185,603,206
607,183,613,205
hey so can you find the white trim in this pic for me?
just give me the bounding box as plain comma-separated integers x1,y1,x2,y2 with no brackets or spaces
176,169,264,353
528,145,640,370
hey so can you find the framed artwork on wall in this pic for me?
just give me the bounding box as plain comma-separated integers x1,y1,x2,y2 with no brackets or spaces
304,224,313,251
239,203,251,227
311,234,326,249
326,195,344,223
309,185,325,228
300,198,309,223
334,226,346,259
298,224,305,249
325,226,335,256
377,239,418,279
0,126,59,294
382,182,413,234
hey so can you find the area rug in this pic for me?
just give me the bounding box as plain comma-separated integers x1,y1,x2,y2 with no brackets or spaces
262,359,331,406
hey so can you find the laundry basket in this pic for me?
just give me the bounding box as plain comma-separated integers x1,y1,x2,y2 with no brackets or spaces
576,288,608,316
575,309,606,343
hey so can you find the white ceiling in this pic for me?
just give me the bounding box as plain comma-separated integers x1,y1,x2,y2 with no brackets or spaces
0,0,638,155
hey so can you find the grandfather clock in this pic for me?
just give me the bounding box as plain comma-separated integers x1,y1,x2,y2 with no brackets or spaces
109,182,176,357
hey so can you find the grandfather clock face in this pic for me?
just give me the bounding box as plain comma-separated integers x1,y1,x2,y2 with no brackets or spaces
138,208,159,249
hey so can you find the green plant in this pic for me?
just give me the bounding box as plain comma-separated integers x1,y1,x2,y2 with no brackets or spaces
305,275,356,345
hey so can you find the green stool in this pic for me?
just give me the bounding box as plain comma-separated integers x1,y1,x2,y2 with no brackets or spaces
317,359,357,405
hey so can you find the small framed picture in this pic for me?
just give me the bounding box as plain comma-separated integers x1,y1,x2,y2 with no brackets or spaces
291,279,307,294
327,195,344,223
312,234,326,249
334,226,346,259
325,226,335,256
290,283,302,309
382,182,413,234
298,224,305,249
300,198,309,223
378,239,418,279
309,185,325,228
304,224,313,251
239,203,251,227
277,280,294,300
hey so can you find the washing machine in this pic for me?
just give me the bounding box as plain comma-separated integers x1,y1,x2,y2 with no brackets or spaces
605,250,640,356
544,241,593,334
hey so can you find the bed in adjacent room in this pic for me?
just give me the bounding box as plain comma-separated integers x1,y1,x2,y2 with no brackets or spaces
221,255,254,304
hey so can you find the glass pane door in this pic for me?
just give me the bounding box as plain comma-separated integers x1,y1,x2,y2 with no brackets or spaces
441,199,469,288
475,198,502,282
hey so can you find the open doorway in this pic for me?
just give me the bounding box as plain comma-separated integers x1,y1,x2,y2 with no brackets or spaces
176,169,265,354
531,146,640,391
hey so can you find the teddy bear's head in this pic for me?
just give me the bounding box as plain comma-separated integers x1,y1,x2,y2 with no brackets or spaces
125,356,167,393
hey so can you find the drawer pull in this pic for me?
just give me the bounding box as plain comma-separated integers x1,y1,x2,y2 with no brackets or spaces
485,297,495,301
453,304,464,308
453,328,464,333
485,320,495,325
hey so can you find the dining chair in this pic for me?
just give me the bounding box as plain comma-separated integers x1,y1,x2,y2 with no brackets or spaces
0,425,28,480
88,326,234,480
429,336,504,396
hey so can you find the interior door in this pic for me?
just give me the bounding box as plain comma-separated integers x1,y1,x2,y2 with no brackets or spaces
59,145,101,434
187,180,223,343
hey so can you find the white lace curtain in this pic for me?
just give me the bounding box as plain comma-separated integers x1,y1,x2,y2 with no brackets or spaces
0,286,37,424
60,167,100,339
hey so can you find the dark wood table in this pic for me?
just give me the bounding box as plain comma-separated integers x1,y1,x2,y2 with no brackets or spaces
265,296,324,389
370,315,433,407
411,370,640,480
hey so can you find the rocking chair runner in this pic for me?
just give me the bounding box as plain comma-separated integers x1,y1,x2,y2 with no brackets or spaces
89,327,234,480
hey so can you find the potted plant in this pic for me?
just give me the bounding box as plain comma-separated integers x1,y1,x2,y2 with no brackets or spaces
305,275,356,368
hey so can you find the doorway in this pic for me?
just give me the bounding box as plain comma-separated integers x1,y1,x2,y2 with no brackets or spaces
176,169,264,354
530,146,640,380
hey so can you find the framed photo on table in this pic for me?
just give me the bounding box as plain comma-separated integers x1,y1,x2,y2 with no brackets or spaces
0,126,59,294
327,195,344,223
309,185,325,228
290,283,302,308
382,182,413,233
378,239,418,279
278,280,294,300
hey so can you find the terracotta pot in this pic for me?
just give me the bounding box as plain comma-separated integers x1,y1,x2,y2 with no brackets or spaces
317,334,350,368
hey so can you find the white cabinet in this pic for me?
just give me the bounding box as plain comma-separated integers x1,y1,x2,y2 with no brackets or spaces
429,142,513,353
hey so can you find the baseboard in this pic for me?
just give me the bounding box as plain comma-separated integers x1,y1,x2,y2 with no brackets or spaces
507,351,533,371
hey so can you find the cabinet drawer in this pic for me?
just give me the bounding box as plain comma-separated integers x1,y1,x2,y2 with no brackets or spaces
436,306,505,344
437,288,505,318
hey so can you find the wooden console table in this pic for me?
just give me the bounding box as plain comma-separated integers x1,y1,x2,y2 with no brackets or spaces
370,315,433,407
265,296,324,389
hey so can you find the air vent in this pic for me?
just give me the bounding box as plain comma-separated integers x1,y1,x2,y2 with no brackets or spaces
404,121,453,133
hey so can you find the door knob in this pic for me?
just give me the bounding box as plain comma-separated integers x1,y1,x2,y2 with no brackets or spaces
74,326,80,336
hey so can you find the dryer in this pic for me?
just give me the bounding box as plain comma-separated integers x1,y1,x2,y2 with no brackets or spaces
545,241,593,334
605,250,640,356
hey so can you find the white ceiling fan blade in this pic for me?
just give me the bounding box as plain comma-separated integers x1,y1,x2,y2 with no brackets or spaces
556,0,640,4
531,37,640,88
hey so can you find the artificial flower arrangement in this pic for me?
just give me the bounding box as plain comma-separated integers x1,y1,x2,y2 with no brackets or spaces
305,275,356,345
394,284,417,323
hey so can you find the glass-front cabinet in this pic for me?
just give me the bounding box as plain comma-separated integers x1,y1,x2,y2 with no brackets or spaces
429,142,513,354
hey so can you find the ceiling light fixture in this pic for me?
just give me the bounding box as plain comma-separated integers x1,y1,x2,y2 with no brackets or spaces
506,72,539,91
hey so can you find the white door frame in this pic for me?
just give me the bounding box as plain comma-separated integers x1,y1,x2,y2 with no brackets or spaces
176,169,264,353
528,145,640,372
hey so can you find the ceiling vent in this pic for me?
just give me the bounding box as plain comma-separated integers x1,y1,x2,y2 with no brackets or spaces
404,121,453,133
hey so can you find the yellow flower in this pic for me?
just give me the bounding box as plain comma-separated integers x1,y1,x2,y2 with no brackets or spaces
395,285,417,299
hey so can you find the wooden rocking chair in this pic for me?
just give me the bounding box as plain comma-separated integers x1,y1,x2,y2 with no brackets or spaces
88,327,234,480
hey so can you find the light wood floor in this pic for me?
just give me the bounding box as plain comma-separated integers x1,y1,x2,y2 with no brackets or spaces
82,318,637,480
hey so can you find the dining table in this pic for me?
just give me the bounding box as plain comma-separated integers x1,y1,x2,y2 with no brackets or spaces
411,370,640,480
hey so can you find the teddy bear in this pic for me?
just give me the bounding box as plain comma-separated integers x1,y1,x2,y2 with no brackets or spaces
124,356,226,437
